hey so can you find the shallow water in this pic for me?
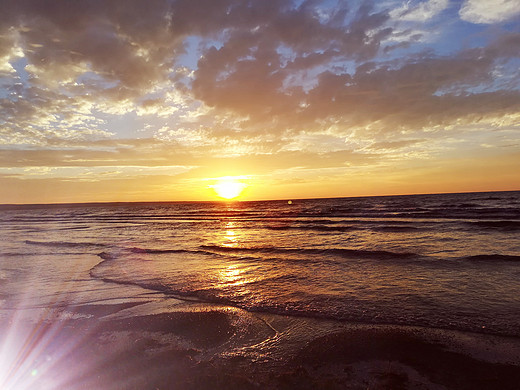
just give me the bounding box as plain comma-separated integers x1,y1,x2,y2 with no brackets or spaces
1,191,519,336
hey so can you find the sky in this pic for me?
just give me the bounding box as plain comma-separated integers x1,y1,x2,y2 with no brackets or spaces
0,0,519,203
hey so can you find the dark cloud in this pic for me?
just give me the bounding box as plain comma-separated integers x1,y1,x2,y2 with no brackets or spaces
190,1,392,120
0,0,397,144
295,39,520,134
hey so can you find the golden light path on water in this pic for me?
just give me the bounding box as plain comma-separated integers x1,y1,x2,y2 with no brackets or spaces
217,221,250,288
223,221,239,247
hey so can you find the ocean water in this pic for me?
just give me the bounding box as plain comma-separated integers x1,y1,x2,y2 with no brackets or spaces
1,191,520,337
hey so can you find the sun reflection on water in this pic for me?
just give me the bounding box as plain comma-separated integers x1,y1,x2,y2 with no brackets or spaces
218,264,248,287
219,221,244,248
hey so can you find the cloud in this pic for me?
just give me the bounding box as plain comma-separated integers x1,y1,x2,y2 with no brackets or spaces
0,0,397,146
1,0,180,89
2,0,516,141
0,138,191,168
0,0,519,202
190,1,392,119
459,0,520,24
368,139,425,150
294,41,520,135
390,0,450,22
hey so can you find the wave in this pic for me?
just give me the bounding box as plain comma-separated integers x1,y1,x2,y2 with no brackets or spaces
265,225,356,232
25,240,107,248
94,244,422,263
96,246,520,265
57,226,90,231
94,243,520,268
200,244,418,260
371,226,421,232
464,221,520,231
462,254,520,262
86,267,520,337
264,222,421,233
97,251,118,260
129,247,196,254
96,246,219,261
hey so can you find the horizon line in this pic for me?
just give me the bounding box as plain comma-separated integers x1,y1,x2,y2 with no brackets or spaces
1,189,518,208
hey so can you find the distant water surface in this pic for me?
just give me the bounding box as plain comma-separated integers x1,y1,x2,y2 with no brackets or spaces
1,191,519,336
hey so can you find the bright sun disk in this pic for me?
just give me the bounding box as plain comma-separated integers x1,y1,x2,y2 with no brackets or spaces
212,178,247,200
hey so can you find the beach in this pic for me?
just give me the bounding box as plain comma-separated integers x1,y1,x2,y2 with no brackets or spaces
2,1,520,387
2,282,520,390
1,192,520,389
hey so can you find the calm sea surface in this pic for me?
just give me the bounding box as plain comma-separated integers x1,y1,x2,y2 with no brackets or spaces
1,191,519,336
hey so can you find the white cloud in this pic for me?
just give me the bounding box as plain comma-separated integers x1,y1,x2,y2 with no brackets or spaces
459,0,520,24
390,0,450,22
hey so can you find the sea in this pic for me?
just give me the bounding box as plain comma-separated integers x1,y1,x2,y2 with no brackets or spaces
1,190,520,338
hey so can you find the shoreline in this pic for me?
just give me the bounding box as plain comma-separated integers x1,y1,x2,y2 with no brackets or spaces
90,252,520,339
2,291,520,390
2,252,520,389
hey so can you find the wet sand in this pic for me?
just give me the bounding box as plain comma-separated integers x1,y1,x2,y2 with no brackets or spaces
2,293,520,390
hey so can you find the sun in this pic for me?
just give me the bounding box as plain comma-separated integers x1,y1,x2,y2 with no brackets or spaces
211,177,247,200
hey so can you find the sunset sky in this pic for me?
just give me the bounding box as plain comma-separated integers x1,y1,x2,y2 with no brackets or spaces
0,0,519,203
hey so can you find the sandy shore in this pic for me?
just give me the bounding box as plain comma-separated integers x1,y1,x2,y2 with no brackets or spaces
1,253,519,389
2,292,520,390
